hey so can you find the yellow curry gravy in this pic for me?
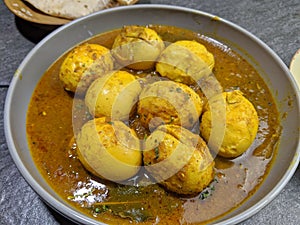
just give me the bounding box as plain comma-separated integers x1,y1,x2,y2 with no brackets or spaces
26,25,281,224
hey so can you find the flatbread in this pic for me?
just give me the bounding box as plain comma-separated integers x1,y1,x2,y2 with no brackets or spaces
24,0,111,19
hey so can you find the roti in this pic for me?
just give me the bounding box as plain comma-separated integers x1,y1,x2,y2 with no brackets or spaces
24,0,111,19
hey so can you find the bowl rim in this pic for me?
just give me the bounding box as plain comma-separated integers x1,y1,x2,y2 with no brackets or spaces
4,4,300,225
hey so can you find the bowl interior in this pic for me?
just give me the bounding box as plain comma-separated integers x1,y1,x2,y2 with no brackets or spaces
5,5,300,225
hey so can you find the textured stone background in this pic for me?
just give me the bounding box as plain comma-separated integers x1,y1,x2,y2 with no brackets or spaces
0,0,299,224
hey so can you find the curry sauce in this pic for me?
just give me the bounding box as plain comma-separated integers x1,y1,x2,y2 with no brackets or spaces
26,25,281,224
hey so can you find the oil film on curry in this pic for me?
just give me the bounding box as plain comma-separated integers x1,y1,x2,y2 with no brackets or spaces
26,25,281,224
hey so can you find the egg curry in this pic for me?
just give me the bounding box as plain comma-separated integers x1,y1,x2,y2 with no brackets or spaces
26,25,281,224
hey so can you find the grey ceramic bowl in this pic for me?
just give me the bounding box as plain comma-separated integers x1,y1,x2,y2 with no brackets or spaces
4,4,300,225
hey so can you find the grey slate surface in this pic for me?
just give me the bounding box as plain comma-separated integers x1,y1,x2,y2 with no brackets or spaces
0,0,299,224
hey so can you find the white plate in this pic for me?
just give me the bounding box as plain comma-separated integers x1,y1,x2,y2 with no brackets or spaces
290,48,300,87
